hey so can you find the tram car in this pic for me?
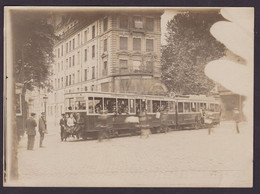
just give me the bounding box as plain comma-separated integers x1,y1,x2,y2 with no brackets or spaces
64,92,221,140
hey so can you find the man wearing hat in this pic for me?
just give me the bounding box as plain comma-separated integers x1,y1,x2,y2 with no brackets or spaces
39,112,47,147
59,113,66,141
25,113,37,150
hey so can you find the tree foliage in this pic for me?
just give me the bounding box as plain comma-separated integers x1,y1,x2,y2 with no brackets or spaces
161,10,226,95
12,11,58,91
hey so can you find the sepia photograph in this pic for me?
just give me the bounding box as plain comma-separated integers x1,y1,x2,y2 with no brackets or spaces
3,6,254,187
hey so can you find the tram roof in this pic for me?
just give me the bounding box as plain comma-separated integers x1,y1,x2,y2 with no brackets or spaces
64,91,217,102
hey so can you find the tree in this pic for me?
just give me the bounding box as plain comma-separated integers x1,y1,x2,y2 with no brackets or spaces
13,11,57,91
161,10,226,95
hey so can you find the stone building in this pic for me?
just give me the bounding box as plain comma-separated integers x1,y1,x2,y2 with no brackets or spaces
46,10,167,124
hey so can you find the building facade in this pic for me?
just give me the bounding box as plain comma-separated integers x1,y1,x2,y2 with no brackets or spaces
47,11,167,124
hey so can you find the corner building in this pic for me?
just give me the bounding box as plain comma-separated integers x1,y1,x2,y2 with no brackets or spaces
47,10,167,121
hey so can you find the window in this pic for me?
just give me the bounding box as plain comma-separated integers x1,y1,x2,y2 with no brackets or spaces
152,100,160,113
85,86,88,91
72,38,75,49
117,99,129,114
161,101,168,110
92,25,95,39
168,101,175,113
84,49,87,61
146,61,153,73
191,102,197,112
178,102,183,113
133,38,141,51
61,77,63,87
147,100,152,113
69,41,71,51
146,39,154,52
94,97,103,113
184,102,190,112
146,18,154,31
77,51,80,65
58,63,60,72
61,45,63,56
77,34,80,46
88,97,93,113
103,61,108,76
103,17,108,32
61,61,63,71
58,48,60,58
84,30,87,43
92,66,95,79
92,45,95,58
69,75,71,85
77,70,80,83
104,98,116,113
84,69,87,81
72,55,75,66
72,74,75,84
69,57,71,67
120,37,128,50
104,39,107,52
133,61,141,72
119,59,128,73
133,16,143,29
66,76,68,86
66,43,68,53
120,15,128,29
75,97,86,110
66,59,68,69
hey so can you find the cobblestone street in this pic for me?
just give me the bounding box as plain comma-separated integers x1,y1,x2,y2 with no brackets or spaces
7,121,253,187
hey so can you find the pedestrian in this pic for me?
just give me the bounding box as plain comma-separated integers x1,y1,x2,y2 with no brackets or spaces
160,108,169,133
98,109,109,142
75,113,84,139
59,113,66,141
233,108,241,134
39,112,47,147
67,113,76,138
205,111,214,135
25,113,37,150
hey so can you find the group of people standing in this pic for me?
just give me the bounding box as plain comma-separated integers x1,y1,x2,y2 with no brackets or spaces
25,112,47,150
59,113,84,141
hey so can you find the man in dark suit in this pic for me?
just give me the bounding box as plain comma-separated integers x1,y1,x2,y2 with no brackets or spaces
59,114,66,141
25,113,37,150
39,112,47,147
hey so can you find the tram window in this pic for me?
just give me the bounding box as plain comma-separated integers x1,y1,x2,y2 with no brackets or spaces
68,98,75,110
104,98,116,113
209,103,215,112
75,97,86,110
141,99,146,113
168,101,175,113
88,97,94,113
161,101,168,111
117,98,129,114
200,103,206,110
147,100,152,113
152,100,160,113
184,102,190,112
129,99,135,113
191,102,196,112
215,104,220,112
178,102,183,113
94,97,103,113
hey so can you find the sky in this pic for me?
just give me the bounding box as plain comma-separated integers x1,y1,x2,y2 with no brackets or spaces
161,10,179,45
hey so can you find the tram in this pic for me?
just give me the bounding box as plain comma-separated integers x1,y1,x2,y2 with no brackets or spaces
64,91,221,139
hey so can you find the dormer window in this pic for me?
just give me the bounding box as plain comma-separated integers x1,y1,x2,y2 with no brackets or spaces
133,16,143,29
